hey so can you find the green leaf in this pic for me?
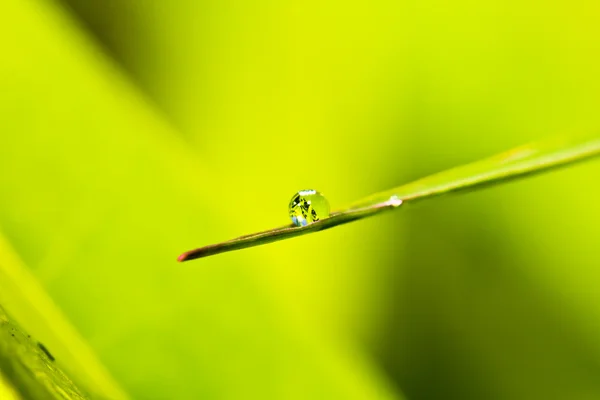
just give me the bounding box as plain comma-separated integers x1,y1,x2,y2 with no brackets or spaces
0,305,89,400
0,233,129,400
178,134,600,261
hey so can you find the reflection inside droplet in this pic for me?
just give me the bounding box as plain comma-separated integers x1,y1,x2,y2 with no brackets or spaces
288,190,330,227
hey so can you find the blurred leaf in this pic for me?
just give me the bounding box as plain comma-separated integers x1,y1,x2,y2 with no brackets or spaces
0,305,89,400
179,134,600,261
0,232,128,399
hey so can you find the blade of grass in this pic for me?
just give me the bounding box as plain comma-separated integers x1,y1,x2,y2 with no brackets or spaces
178,133,600,262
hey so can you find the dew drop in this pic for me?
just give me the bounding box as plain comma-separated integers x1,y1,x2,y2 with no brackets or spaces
289,190,330,227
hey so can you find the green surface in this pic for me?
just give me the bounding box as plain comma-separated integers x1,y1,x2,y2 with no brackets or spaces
1,0,600,399
0,305,88,400
0,232,128,399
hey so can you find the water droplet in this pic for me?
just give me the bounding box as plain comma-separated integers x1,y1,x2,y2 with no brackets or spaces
389,195,403,207
289,190,330,227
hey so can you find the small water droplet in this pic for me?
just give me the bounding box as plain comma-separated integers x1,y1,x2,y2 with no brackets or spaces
389,195,403,207
289,190,330,227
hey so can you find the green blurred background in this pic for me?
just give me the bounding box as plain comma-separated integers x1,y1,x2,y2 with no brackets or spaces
1,0,600,398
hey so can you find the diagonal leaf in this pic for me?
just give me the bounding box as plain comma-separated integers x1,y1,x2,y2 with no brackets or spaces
179,134,600,261
0,304,89,400
0,230,129,399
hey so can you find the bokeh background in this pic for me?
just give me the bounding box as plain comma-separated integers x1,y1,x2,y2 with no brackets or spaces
1,0,600,399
